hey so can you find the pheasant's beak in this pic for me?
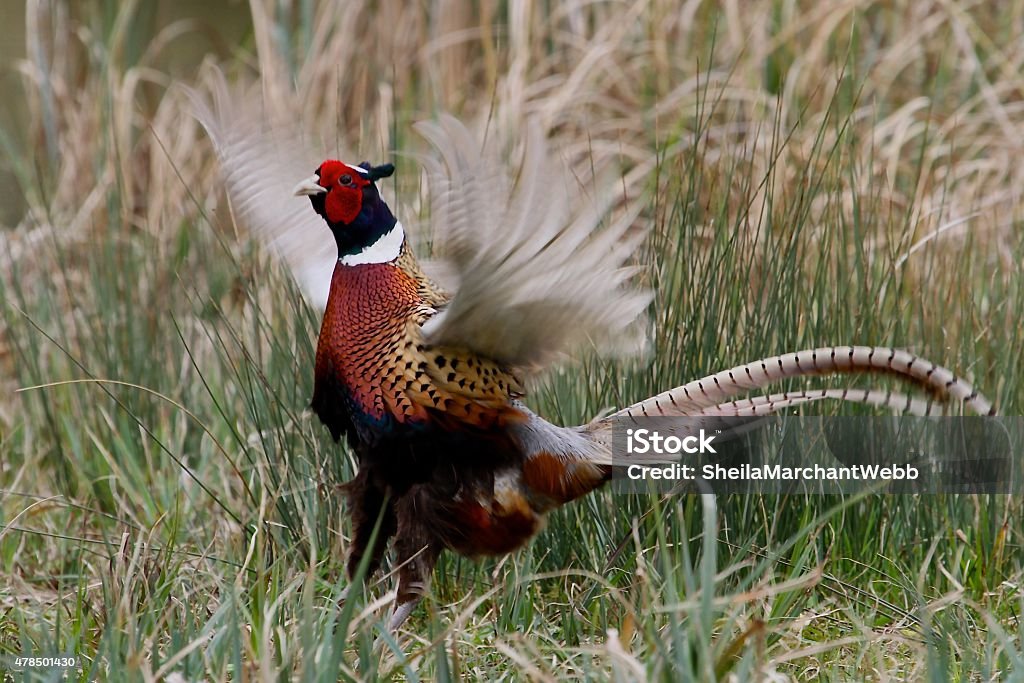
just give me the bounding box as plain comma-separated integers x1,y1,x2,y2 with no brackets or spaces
293,175,327,196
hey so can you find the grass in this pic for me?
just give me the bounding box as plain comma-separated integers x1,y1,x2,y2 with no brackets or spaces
1,1,1022,680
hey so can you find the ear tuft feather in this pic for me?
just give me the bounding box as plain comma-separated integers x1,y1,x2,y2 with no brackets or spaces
361,162,395,181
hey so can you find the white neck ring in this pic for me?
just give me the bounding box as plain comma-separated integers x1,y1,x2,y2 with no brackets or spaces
339,221,405,266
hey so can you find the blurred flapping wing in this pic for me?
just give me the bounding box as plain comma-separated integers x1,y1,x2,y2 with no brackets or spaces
187,74,336,309
415,115,652,373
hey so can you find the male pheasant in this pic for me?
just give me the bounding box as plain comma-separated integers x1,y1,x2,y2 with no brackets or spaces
195,102,995,629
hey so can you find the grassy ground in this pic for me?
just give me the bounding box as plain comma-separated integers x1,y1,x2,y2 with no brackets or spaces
1,1,1022,680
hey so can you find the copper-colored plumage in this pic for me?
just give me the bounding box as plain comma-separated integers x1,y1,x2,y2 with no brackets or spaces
310,237,555,619
522,452,608,504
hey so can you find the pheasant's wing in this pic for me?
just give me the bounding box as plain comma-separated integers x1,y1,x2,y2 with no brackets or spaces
186,74,338,310
387,310,527,432
414,115,652,373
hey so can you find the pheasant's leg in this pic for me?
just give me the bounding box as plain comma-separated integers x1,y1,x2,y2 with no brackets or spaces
388,494,443,630
388,543,442,630
387,597,422,632
344,468,397,583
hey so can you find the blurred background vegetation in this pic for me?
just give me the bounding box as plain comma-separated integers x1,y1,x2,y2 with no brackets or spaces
0,1,1021,680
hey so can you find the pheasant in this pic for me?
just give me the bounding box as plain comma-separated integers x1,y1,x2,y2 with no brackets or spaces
194,100,995,629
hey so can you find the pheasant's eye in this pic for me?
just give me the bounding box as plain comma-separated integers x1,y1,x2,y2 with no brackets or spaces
339,174,352,186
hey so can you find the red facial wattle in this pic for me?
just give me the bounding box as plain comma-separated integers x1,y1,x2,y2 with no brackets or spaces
326,185,363,224
317,160,370,225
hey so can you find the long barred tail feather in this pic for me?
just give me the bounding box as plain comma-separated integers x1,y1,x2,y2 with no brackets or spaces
610,345,994,421
575,345,994,466
693,388,935,417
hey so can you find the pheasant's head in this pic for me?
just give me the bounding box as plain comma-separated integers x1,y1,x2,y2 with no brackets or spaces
293,160,399,262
